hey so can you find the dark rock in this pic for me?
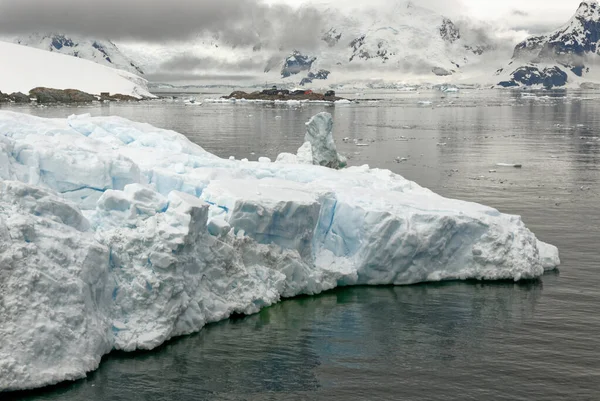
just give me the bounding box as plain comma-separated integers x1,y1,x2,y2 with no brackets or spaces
432,67,452,76
281,51,316,78
51,34,75,50
224,90,345,102
498,66,568,89
9,92,30,103
299,69,331,86
571,65,584,76
348,35,392,62
309,69,330,80
102,93,139,102
29,87,97,103
322,28,342,47
440,18,461,43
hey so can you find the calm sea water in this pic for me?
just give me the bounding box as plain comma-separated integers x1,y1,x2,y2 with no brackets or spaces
3,90,599,400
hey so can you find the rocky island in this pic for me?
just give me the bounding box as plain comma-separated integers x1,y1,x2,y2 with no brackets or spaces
223,87,345,102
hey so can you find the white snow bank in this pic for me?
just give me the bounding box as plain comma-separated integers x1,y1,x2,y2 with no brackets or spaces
0,110,559,391
0,41,153,98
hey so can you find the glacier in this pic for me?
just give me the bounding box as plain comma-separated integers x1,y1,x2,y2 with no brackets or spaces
0,110,559,392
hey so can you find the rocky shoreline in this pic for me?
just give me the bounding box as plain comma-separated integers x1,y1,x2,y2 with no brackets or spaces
0,87,141,104
223,90,345,102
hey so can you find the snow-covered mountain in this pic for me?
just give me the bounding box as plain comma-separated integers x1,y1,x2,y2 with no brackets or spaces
0,41,152,98
121,1,496,87
495,1,600,88
11,33,144,76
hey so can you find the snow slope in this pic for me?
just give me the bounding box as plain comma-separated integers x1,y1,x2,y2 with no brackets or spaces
11,33,144,76
494,1,600,88
0,111,559,391
0,41,152,98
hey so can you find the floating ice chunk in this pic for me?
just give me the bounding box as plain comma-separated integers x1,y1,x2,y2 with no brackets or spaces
258,157,272,163
496,163,523,168
303,112,346,169
275,152,299,164
537,240,561,271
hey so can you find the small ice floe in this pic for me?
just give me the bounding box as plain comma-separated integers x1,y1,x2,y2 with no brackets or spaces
184,97,202,106
258,157,272,163
229,156,235,161
356,143,369,147
395,157,408,163
437,143,447,146
496,163,522,168
418,101,433,105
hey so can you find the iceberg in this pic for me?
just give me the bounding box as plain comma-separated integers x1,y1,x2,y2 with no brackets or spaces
0,110,560,391
276,112,346,169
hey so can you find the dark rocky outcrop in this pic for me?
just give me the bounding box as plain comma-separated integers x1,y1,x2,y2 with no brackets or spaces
432,67,452,76
348,35,392,62
224,91,343,102
498,66,568,89
439,18,460,43
1,87,140,104
9,92,30,103
281,51,317,78
300,69,331,86
0,91,29,103
322,28,342,47
30,88,97,103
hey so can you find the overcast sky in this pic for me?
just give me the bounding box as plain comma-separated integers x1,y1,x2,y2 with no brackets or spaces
269,0,585,33
0,0,586,42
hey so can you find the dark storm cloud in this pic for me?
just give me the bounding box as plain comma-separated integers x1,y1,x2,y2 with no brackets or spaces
0,0,324,49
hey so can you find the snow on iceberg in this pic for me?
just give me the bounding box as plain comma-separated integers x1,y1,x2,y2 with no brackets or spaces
0,110,560,391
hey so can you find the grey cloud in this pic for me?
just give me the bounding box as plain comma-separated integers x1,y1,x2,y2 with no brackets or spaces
146,72,258,82
0,0,324,50
454,19,516,53
511,23,561,35
511,9,530,17
159,55,265,71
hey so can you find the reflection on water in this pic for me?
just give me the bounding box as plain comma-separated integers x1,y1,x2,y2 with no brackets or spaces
3,90,600,400
9,281,552,401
